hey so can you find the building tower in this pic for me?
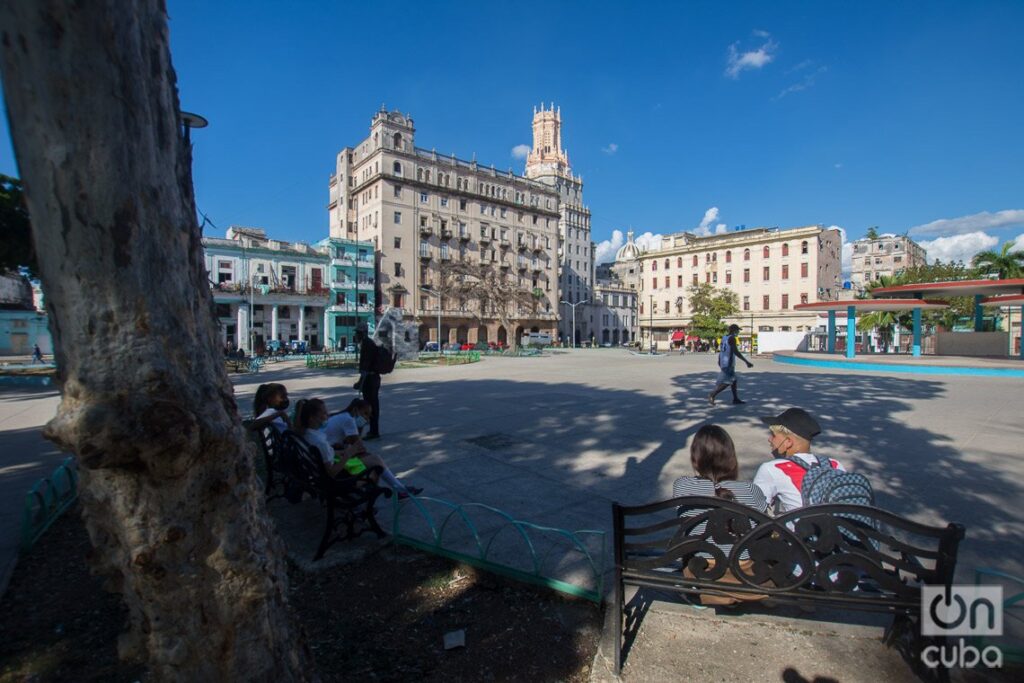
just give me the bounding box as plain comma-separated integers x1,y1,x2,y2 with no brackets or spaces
524,103,594,345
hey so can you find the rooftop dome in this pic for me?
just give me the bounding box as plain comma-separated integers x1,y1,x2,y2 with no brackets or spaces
615,230,642,262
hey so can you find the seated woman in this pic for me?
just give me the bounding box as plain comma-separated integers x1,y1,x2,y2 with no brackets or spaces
672,424,770,605
250,382,291,432
299,398,422,499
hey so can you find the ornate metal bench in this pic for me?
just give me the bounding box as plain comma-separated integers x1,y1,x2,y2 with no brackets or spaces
612,496,965,677
252,425,390,560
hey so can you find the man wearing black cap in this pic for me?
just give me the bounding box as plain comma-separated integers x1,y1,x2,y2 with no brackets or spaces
752,407,844,512
353,322,382,440
708,323,753,406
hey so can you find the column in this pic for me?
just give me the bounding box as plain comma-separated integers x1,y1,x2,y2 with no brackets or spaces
271,304,279,341
323,309,331,349
1019,305,1023,360
846,305,856,359
827,311,836,353
912,307,922,358
298,305,306,343
974,295,984,331
237,306,248,353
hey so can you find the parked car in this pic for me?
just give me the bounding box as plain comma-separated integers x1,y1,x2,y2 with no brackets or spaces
343,344,357,353
460,343,473,351
423,341,440,352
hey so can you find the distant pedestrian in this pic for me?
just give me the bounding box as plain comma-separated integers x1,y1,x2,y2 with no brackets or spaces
708,324,752,405
31,344,43,364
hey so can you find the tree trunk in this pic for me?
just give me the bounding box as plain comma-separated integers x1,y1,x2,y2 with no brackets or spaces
0,2,315,679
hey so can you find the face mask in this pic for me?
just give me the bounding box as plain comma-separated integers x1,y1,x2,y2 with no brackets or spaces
355,416,368,429
277,398,290,410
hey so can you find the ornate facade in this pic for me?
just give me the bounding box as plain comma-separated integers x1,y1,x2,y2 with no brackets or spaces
329,108,560,347
849,233,927,292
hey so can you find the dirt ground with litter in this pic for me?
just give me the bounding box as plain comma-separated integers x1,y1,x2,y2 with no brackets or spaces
0,508,601,682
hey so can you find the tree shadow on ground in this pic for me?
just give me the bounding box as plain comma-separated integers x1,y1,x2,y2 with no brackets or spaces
667,370,1024,580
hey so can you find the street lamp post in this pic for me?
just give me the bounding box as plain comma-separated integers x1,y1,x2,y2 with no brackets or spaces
649,294,654,354
420,287,441,351
559,299,588,348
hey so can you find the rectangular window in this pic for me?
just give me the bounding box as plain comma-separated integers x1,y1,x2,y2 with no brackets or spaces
705,273,710,284
692,274,698,285
420,192,428,203
459,199,467,210
762,295,770,310
394,237,401,249
393,262,402,276
743,296,750,311
800,293,809,304
393,211,401,224
725,271,732,284
782,294,789,309
800,262,808,277
763,266,770,281
652,278,658,289
782,264,789,280
441,196,449,207
393,185,402,198
677,275,683,287
743,268,750,283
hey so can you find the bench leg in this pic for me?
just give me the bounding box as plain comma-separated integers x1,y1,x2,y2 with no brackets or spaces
614,567,623,674
263,454,274,496
362,492,387,539
314,502,336,561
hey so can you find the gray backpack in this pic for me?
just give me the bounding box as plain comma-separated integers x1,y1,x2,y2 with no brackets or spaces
789,455,874,508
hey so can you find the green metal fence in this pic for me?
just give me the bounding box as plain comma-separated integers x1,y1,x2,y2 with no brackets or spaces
392,495,606,603
20,456,78,551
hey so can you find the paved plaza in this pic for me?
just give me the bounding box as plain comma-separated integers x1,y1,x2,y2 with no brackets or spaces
3,350,1022,591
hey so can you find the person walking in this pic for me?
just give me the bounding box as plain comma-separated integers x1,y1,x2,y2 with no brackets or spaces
353,322,382,440
31,343,43,364
708,324,752,405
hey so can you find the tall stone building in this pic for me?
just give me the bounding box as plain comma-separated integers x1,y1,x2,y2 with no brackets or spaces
328,108,561,347
849,233,927,292
636,225,843,349
524,104,595,345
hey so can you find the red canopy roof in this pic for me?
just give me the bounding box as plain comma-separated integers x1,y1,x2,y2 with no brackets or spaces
795,299,948,312
670,331,685,341
871,278,1024,299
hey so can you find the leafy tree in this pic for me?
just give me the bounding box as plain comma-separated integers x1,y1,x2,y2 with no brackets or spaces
865,226,880,240
0,2,312,679
686,282,739,340
857,310,901,352
972,241,1024,279
0,174,37,275
866,260,978,330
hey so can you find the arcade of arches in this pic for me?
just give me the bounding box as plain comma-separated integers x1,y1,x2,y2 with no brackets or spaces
416,318,557,347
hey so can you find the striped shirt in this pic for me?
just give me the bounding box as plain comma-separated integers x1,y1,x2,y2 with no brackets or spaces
671,477,769,558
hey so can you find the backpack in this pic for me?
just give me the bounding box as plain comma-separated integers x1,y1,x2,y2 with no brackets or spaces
373,343,398,375
718,335,734,369
790,455,874,507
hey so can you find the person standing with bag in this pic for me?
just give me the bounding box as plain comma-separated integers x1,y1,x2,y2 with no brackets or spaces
353,322,383,440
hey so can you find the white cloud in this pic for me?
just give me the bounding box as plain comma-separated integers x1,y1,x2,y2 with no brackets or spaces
774,65,827,100
726,33,777,79
834,163,843,169
1008,233,1024,253
634,231,664,252
908,209,1024,237
918,231,999,264
594,229,625,265
511,144,531,160
692,207,730,237
601,143,619,155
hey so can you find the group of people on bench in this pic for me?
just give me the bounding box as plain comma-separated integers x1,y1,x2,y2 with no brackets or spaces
250,382,423,500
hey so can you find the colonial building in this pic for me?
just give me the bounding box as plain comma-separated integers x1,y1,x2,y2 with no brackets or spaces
636,225,843,349
316,236,376,349
849,233,927,292
595,230,645,343
593,285,638,346
203,227,332,353
524,103,595,345
328,108,560,347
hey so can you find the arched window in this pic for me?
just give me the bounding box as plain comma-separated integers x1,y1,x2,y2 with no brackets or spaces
664,258,670,269
652,260,658,271
677,257,682,267
763,246,770,258
692,254,698,266
725,250,732,263
801,240,809,254
393,132,402,150
782,243,790,257
393,161,402,176
417,168,423,181
744,249,750,261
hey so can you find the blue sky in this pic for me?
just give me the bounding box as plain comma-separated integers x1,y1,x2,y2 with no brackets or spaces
2,0,1023,270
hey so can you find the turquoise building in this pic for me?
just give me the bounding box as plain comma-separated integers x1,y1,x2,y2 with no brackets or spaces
317,237,377,349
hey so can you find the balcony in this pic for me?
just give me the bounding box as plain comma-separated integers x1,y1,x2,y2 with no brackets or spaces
500,239,512,250
532,264,542,274
499,259,511,269
458,230,471,242
419,248,432,261
332,255,355,266
419,224,433,236
356,256,374,266
356,280,374,290
479,233,492,244
440,251,452,262
441,227,453,239
532,244,543,254
330,280,355,290
517,259,528,272
517,242,528,252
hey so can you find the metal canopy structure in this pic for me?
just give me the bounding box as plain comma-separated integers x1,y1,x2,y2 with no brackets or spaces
980,294,1024,359
872,279,1024,333
794,299,949,359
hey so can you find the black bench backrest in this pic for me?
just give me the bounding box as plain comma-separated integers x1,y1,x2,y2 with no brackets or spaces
277,430,329,497
614,496,965,609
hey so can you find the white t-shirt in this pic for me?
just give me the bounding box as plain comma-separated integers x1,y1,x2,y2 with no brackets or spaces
752,453,844,513
257,407,288,433
323,412,360,448
301,428,336,466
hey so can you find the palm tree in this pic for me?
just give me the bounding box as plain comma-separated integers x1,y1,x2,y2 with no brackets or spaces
972,241,1024,279
857,309,901,353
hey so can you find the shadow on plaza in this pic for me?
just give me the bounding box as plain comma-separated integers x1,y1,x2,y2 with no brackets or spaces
667,370,1024,580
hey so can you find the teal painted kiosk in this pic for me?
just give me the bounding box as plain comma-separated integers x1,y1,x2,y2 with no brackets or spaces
794,299,949,359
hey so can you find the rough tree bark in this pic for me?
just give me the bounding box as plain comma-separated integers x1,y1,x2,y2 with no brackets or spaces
0,2,315,679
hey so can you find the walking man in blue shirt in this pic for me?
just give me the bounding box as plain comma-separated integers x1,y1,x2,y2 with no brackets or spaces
708,324,753,405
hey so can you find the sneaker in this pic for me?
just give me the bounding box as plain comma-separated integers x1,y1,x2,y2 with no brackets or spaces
707,395,715,406
397,486,423,500
732,399,746,405
364,433,381,441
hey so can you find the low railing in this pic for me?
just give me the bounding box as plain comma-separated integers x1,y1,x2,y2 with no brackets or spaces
392,495,605,603
20,456,78,551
